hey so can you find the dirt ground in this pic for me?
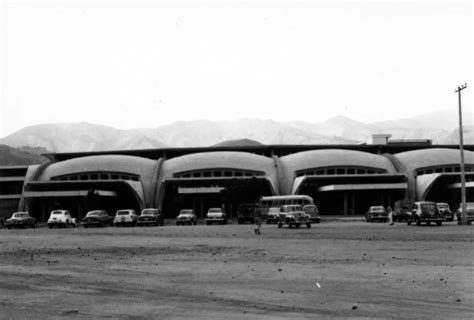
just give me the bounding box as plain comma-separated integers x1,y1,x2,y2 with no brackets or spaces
0,220,472,320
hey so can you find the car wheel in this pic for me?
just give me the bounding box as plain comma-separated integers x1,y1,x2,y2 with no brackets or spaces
206,221,210,225
427,221,431,226
416,218,421,226
306,223,311,228
7,226,11,230
84,225,89,228
437,221,442,226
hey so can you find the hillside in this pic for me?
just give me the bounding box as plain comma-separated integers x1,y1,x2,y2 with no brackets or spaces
0,144,49,165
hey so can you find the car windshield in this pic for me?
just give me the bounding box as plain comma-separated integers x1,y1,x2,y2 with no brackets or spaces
281,206,300,212
370,206,385,212
420,203,436,210
117,211,131,215
13,213,27,218
86,211,101,217
179,209,193,215
208,208,222,213
437,204,449,209
51,211,64,215
142,210,157,216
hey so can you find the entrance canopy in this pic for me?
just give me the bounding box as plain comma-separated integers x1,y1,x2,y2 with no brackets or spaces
292,174,407,194
24,190,117,198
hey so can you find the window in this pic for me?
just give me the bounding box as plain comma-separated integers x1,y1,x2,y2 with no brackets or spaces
224,171,232,177
80,175,88,180
203,171,212,177
193,172,201,178
90,174,98,180
131,176,139,181
337,169,345,174
235,171,243,177
101,174,109,180
327,169,335,175
357,169,365,174
347,168,355,174
214,171,222,177
111,174,119,179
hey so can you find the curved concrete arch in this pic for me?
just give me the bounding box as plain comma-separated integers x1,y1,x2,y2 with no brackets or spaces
279,149,398,195
37,155,157,207
159,151,278,191
395,148,474,200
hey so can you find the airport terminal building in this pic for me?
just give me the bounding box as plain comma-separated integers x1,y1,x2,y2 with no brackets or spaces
1,135,473,221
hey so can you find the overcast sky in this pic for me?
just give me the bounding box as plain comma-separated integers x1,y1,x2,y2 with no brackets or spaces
1,0,472,137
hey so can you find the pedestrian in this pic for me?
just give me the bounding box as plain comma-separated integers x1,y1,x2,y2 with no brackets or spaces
387,206,394,225
254,205,262,235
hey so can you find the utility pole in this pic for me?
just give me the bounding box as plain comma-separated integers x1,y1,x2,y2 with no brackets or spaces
455,83,467,225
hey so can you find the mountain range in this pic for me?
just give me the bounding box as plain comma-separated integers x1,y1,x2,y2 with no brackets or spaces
0,110,472,156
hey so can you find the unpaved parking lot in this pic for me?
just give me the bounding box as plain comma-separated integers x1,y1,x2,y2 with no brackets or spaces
0,221,473,319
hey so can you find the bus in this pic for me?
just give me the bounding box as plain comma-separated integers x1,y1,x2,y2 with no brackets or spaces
258,195,314,223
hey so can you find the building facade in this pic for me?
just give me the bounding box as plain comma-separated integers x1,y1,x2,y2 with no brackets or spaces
1,141,473,221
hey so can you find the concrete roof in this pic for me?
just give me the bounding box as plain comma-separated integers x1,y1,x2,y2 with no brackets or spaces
395,148,474,172
279,149,398,173
39,155,157,180
161,151,275,175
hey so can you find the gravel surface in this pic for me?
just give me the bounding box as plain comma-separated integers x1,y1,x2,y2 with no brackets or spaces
0,221,472,319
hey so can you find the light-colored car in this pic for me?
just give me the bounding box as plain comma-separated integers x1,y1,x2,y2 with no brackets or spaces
113,209,139,227
5,212,36,229
365,206,388,223
455,202,474,225
302,204,321,223
265,207,280,224
408,201,444,226
82,210,113,228
137,208,164,227
47,210,76,228
205,208,227,225
278,205,311,229
176,209,197,225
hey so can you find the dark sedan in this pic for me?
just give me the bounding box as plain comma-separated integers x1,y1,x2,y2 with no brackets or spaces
81,210,113,228
137,208,164,227
5,212,36,229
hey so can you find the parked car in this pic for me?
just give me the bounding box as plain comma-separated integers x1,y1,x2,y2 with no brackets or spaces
278,205,311,228
408,201,444,226
205,208,228,225
436,203,454,222
176,209,197,225
82,210,113,228
265,207,280,224
365,206,388,223
5,212,36,229
137,208,164,227
47,210,76,228
237,203,256,224
113,209,139,227
302,204,321,223
455,202,474,225
393,199,414,222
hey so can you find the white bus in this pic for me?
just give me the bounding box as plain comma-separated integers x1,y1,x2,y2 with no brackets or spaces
258,195,315,223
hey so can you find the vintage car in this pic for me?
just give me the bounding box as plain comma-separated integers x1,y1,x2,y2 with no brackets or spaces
113,209,139,227
393,199,414,222
5,212,36,229
408,201,444,226
278,205,311,228
137,208,164,227
176,209,197,225
436,203,454,222
237,203,256,224
265,207,280,224
47,210,76,228
81,210,113,228
365,206,388,223
455,202,474,225
205,207,228,225
302,204,321,223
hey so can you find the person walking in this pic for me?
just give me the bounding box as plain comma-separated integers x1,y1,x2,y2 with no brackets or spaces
387,206,394,225
254,205,263,235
